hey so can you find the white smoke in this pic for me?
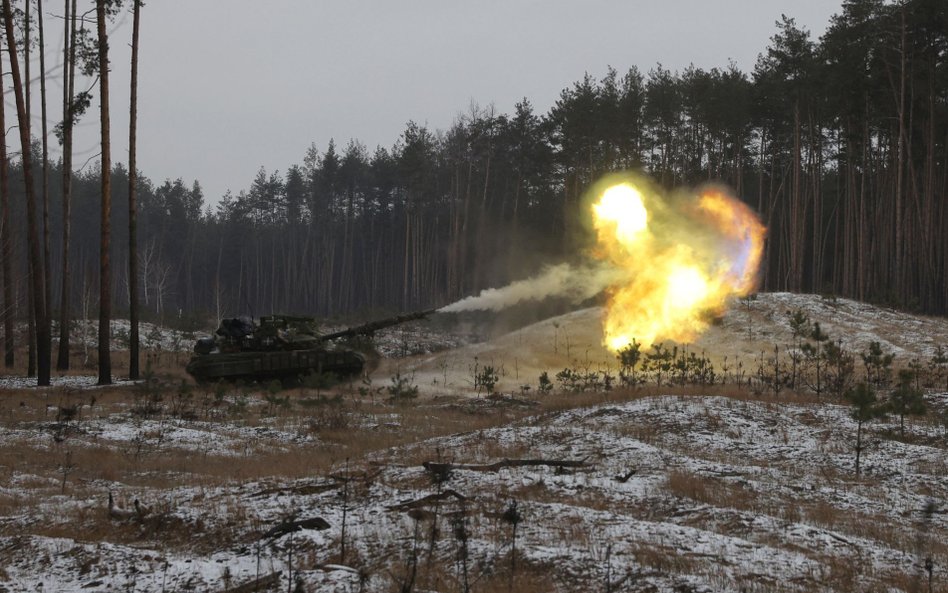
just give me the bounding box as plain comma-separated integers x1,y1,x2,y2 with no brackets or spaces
439,263,622,313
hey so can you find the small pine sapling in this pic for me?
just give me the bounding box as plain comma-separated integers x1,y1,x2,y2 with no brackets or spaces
907,357,924,391
475,363,499,395
537,371,553,395
616,339,641,387
824,340,855,400
555,367,581,392
929,345,948,391
686,351,715,386
845,382,888,476
889,369,926,438
133,364,165,417
787,308,810,390
171,379,195,420
387,371,419,402
644,342,673,386
801,322,830,398
861,341,895,388
740,294,756,339
600,368,615,391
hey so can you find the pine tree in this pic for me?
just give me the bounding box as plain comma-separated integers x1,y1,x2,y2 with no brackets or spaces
845,382,887,477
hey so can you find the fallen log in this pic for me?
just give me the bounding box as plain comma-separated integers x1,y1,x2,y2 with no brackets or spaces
422,458,589,474
262,517,331,540
388,489,470,511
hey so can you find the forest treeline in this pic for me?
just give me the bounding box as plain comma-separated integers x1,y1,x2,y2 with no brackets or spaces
1,0,947,369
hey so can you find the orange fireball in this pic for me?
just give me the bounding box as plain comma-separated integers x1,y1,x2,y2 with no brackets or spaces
588,174,766,351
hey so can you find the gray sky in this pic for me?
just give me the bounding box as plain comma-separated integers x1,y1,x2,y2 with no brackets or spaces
35,1,841,206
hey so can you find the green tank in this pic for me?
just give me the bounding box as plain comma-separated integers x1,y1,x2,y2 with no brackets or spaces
185,311,434,384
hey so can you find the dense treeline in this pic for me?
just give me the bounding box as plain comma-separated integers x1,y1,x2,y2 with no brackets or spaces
2,0,947,339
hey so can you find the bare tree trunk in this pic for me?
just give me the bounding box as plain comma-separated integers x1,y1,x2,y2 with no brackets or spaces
893,6,906,304
24,0,29,120
809,114,822,293
38,0,52,356
3,0,51,385
402,202,411,309
25,0,35,379
128,0,141,380
0,47,13,368
96,0,112,385
790,101,804,292
57,0,77,370
27,301,35,375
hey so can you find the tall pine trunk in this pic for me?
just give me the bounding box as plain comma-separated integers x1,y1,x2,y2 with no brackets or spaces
96,0,112,385
893,6,907,305
25,0,35,378
3,0,51,385
0,49,13,368
38,0,51,356
128,0,141,380
57,0,77,370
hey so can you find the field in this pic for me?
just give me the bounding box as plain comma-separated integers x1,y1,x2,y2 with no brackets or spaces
0,293,946,592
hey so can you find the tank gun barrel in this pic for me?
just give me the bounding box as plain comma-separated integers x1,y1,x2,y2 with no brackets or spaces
319,309,436,342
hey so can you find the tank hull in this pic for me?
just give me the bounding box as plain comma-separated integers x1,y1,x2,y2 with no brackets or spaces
186,348,366,384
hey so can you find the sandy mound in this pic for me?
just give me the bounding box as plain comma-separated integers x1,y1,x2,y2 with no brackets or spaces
378,292,948,396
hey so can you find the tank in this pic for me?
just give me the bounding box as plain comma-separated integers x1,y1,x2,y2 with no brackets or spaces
185,310,434,384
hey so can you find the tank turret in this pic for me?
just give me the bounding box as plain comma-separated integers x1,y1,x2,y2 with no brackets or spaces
185,310,434,384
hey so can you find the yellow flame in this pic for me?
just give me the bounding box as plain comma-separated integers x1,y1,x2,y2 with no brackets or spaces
667,266,708,310
589,174,766,352
592,184,648,245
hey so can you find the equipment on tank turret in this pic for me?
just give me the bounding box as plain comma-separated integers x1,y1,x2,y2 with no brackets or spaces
185,310,434,384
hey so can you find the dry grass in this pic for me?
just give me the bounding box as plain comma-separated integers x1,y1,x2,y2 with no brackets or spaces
3,349,946,592
629,542,704,577
804,500,948,559
371,551,559,593
664,469,756,509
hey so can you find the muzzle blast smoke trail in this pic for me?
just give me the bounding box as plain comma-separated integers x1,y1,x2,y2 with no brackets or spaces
438,263,623,313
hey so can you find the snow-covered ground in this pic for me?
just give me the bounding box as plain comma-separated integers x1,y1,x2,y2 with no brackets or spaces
61,318,197,354
0,391,945,592
0,293,946,592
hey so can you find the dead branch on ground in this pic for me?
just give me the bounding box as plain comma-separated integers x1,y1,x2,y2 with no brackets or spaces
421,457,589,474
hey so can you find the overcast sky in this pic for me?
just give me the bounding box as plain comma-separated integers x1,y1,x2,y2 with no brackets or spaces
30,1,842,206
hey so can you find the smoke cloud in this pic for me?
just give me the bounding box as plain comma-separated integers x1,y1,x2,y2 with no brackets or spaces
439,263,623,313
